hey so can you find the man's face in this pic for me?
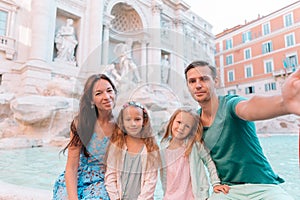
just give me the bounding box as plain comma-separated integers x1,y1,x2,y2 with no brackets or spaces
186,66,217,103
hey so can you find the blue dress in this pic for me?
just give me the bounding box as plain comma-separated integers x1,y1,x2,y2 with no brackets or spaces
53,133,110,200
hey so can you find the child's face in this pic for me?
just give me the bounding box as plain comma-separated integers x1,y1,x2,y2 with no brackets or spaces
171,112,195,141
123,106,144,137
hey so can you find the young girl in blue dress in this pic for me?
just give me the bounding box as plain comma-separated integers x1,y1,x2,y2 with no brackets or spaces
53,74,117,200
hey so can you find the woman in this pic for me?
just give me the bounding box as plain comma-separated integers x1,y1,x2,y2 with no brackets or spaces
53,74,117,200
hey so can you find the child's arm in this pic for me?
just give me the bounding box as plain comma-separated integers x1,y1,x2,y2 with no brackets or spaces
199,143,230,194
138,170,158,200
198,143,221,186
105,144,121,200
138,152,159,200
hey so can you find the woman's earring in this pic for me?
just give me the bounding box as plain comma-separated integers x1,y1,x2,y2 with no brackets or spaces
91,103,95,109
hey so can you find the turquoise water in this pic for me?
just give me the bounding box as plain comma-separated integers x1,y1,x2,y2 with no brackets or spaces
258,135,299,199
0,135,299,199
0,147,66,191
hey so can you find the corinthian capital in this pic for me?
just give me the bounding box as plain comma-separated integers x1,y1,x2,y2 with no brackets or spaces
151,1,162,13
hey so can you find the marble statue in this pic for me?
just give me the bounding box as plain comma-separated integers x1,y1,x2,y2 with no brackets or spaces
161,54,170,84
107,42,141,86
54,19,78,65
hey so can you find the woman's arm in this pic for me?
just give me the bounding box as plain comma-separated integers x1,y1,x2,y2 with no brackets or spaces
105,144,121,200
65,131,81,200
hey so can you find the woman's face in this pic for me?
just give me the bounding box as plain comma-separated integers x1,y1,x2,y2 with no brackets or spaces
171,112,195,141
92,79,116,112
122,106,144,137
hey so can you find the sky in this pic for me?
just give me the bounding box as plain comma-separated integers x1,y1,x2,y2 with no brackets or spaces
185,0,298,34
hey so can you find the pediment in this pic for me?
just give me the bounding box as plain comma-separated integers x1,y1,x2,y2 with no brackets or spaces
1,0,19,8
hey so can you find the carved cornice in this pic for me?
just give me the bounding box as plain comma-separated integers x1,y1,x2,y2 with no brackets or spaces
56,0,86,14
110,28,149,43
151,3,162,14
1,0,18,7
0,0,19,11
162,0,190,11
103,13,115,28
173,18,185,27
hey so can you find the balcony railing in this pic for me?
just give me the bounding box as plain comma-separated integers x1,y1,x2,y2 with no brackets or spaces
0,35,16,60
272,67,297,77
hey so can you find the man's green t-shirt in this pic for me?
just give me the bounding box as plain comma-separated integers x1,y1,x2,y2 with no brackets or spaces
199,95,284,185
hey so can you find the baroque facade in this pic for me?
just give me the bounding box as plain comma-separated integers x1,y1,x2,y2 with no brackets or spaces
0,0,214,139
0,0,214,97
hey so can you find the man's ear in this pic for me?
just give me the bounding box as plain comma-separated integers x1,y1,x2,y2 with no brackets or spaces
214,76,219,87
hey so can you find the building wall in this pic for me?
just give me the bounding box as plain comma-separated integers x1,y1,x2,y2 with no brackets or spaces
215,1,300,97
0,0,214,98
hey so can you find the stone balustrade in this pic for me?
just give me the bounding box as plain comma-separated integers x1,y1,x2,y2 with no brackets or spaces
0,35,16,60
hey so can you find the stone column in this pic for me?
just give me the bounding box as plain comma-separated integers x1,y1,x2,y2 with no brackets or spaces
29,0,55,63
87,0,103,64
171,17,186,101
20,0,56,95
140,39,148,81
80,0,104,77
147,1,162,83
101,13,114,65
102,24,110,65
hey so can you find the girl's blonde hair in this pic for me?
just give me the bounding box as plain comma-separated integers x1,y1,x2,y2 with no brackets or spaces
108,101,160,170
161,107,203,157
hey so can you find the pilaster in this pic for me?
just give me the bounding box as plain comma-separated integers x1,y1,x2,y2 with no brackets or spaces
147,0,162,83
19,0,55,95
101,13,115,65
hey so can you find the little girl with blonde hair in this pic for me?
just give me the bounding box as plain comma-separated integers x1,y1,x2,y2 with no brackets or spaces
160,107,229,200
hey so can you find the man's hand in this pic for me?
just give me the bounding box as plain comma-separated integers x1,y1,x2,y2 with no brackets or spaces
282,68,300,115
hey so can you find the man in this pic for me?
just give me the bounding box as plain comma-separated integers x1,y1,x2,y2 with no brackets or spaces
184,60,299,200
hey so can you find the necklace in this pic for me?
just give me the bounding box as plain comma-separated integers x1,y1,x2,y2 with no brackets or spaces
96,119,114,138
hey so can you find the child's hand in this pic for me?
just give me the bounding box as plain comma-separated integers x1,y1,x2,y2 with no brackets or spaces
213,184,230,194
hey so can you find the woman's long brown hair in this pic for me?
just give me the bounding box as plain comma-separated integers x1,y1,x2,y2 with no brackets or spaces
62,74,117,157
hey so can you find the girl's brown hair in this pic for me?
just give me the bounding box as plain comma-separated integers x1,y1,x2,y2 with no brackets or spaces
109,101,160,170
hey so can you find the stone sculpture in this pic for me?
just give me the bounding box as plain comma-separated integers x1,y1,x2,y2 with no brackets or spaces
54,18,78,65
